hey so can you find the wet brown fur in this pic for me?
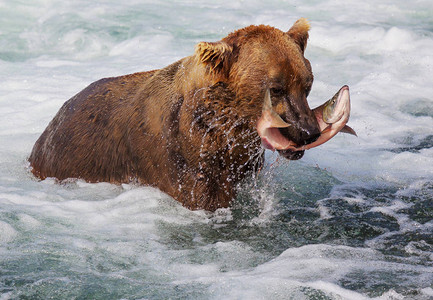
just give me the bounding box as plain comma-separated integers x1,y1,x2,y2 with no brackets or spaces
29,19,320,211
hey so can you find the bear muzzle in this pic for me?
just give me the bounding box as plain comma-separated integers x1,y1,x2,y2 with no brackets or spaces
256,86,353,159
256,89,319,158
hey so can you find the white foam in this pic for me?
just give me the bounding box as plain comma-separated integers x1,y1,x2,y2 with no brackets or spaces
0,221,18,243
17,213,42,230
35,59,79,68
421,287,433,297
375,290,406,300
109,34,174,57
171,245,390,299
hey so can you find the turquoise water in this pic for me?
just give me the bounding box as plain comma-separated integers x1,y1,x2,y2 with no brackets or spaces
1,0,432,299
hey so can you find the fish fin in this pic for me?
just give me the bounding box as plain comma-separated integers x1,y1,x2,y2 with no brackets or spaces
341,125,357,136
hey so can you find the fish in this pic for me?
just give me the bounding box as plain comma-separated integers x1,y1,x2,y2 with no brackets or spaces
298,85,357,150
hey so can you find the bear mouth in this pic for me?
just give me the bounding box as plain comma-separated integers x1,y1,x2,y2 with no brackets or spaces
255,89,306,160
256,86,353,160
258,127,305,160
277,148,305,160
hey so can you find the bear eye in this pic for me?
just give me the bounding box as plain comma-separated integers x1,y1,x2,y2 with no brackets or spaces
270,87,284,97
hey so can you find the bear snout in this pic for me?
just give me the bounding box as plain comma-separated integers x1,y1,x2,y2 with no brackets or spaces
299,128,321,146
277,122,320,148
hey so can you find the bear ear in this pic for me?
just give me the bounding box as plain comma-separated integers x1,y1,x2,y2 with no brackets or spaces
287,18,310,53
195,41,233,75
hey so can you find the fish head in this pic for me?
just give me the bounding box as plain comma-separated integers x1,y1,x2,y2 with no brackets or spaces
298,85,355,150
322,85,349,124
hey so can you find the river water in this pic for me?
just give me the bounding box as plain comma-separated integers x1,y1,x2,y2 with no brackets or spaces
0,0,432,299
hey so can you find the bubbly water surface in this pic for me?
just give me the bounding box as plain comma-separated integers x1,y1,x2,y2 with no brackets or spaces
1,0,432,299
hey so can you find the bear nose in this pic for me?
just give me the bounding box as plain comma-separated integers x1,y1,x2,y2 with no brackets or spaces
300,129,321,146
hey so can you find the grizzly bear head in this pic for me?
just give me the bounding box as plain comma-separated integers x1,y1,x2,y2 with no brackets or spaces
194,18,321,160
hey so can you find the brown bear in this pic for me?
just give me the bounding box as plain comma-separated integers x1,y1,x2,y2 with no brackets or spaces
29,19,326,211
